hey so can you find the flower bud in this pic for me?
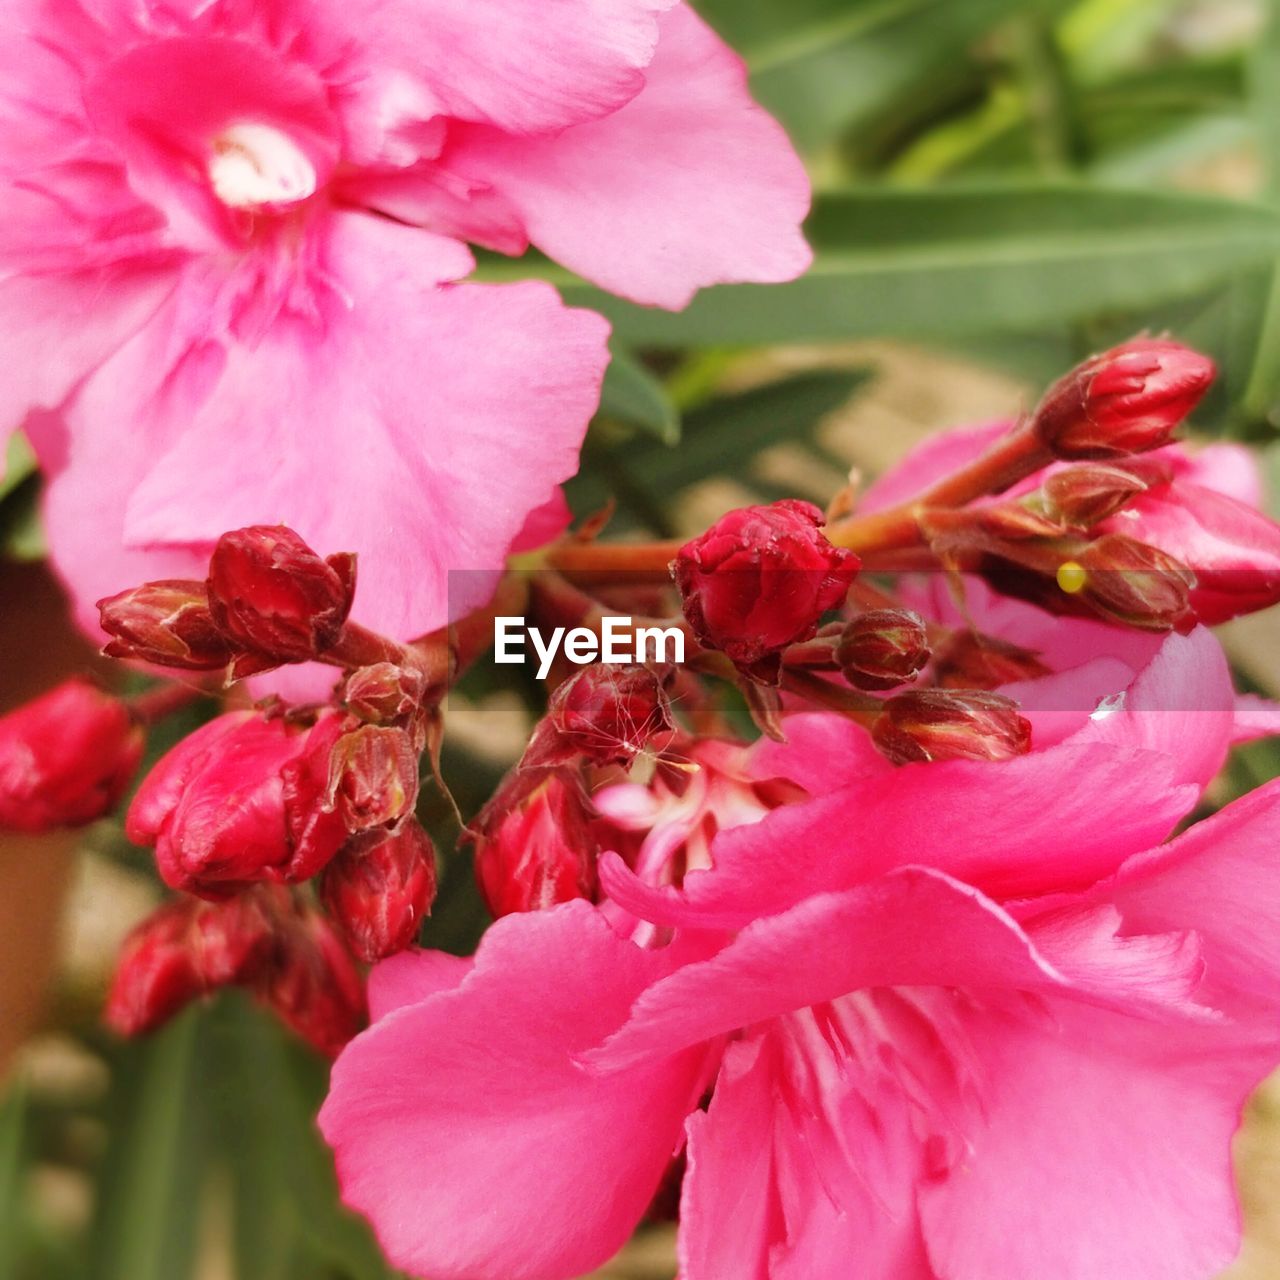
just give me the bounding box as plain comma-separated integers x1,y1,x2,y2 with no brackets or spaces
544,664,675,766
0,679,144,832
104,893,274,1036
98,580,234,670
321,822,437,962
933,633,1051,690
474,777,597,918
1066,535,1195,631
673,500,860,683
1041,464,1147,529
1033,338,1215,460
128,711,348,897
836,609,930,692
343,662,427,725
206,525,356,663
872,690,1032,765
258,902,366,1056
326,724,420,832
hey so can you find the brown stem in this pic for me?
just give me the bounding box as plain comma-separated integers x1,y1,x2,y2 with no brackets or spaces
545,539,682,587
779,668,882,721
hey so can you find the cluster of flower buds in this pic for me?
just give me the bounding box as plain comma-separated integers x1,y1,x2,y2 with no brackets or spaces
99,525,360,679
105,887,365,1056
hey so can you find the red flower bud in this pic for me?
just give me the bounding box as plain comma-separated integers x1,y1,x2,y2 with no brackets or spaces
127,711,349,897
543,664,675,767
673,500,860,683
933,633,1051,690
326,724,420,832
321,822,437,963
206,525,356,663
474,777,598,918
1066,535,1195,631
104,893,275,1036
258,902,366,1057
1033,339,1215,460
1041,464,1147,529
836,609,930,692
343,662,428,725
98,580,234,671
872,690,1032,765
0,679,143,832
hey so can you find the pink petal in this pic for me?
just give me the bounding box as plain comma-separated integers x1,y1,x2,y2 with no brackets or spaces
51,213,608,644
748,711,893,792
601,741,1197,931
319,902,714,1280
343,0,676,135
860,421,1012,512
589,869,1080,1071
918,998,1256,1280
366,948,473,1021
1233,693,1280,744
451,4,811,309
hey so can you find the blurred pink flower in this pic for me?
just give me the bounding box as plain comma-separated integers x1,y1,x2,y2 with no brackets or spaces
320,772,1280,1279
1,0,810,643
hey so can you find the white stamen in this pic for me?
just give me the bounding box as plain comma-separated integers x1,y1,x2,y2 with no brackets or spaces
208,123,316,209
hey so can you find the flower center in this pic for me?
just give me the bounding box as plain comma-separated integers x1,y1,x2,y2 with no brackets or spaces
208,124,317,210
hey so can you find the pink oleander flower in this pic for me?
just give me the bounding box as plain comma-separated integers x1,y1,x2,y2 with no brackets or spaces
1,0,810,646
320,758,1280,1280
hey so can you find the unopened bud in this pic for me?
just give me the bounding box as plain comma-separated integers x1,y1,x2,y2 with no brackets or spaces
258,903,366,1056
0,679,144,832
1065,535,1195,631
872,690,1031,765
98,580,234,670
836,609,930,692
343,662,427,725
544,664,675,766
207,525,356,663
1033,338,1215,460
934,633,1051,690
104,893,274,1037
474,777,598,918
327,724,420,832
321,822,437,963
673,500,860,683
1042,465,1147,529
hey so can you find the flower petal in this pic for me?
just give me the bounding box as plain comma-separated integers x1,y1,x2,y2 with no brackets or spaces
319,902,714,1280
53,213,608,643
452,4,811,308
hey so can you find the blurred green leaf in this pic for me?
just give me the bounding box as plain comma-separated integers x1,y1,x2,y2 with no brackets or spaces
568,369,868,520
599,350,681,444
88,1012,208,1280
695,0,1072,150
541,186,1280,346
0,1080,29,1280
213,998,397,1280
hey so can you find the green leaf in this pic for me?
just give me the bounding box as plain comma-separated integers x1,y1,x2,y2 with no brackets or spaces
87,1011,208,1280
567,369,868,521
695,0,1073,149
212,997,397,1280
0,1080,29,1280
536,186,1280,347
598,349,680,444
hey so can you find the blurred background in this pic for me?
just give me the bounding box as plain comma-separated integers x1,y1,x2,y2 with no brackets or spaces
6,0,1280,1275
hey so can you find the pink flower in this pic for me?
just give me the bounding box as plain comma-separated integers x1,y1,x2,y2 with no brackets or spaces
320,772,1280,1279
1,0,810,645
